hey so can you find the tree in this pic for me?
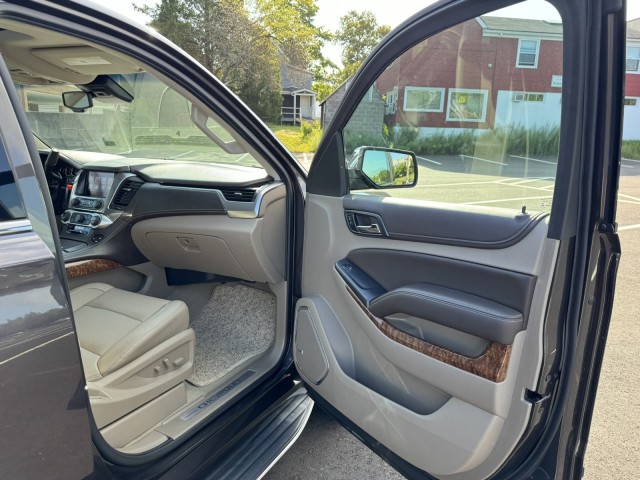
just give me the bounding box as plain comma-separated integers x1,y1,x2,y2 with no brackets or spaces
312,11,391,101
249,0,328,69
335,11,391,70
312,81,335,103
136,0,328,122
136,0,283,121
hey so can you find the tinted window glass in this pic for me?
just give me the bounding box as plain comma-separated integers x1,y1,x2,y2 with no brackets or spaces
0,146,25,221
343,0,563,213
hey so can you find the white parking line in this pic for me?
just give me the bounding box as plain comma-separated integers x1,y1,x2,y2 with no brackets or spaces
622,158,640,163
459,154,508,166
413,180,502,188
509,177,554,186
0,324,70,353
621,164,634,169
618,223,640,231
619,193,640,203
0,332,74,366
509,154,557,165
416,156,443,166
463,195,552,205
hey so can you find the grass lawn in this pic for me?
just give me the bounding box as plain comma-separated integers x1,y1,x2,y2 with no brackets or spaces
622,141,640,160
266,123,299,133
266,122,323,153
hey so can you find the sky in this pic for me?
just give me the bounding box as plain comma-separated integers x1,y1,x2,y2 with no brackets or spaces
108,0,640,65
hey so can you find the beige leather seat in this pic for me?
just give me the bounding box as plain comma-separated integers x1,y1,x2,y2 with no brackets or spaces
71,283,195,428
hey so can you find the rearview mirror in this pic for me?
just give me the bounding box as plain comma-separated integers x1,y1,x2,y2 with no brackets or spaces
62,91,93,112
349,147,418,189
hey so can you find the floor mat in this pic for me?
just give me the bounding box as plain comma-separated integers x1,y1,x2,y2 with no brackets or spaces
188,284,276,387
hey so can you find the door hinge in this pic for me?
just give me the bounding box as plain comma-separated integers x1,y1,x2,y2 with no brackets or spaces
598,222,617,233
524,388,551,405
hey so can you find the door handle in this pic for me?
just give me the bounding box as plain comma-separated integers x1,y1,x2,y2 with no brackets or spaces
345,210,388,236
356,223,382,235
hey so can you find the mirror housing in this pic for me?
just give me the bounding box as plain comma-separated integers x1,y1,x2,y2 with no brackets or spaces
348,146,418,190
62,91,93,112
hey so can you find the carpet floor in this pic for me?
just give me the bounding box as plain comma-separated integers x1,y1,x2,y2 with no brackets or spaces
188,283,276,387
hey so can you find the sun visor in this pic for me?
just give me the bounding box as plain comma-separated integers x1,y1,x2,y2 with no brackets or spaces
31,46,141,77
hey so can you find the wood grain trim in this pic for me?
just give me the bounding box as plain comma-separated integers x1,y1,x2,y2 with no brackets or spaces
65,259,122,279
347,287,512,382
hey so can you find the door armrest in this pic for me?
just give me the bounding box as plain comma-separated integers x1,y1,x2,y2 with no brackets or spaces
368,283,523,344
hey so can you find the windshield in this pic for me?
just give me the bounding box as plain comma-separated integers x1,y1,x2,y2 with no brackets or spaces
16,72,262,168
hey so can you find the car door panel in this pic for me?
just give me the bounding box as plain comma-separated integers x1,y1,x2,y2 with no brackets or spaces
343,195,548,248
343,249,536,320
296,191,560,477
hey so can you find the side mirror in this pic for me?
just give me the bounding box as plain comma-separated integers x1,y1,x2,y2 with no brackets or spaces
349,147,418,189
62,91,93,112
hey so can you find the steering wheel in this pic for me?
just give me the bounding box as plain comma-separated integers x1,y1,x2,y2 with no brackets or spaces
44,148,62,181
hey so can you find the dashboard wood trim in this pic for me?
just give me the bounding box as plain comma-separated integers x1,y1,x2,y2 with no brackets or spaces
65,259,122,279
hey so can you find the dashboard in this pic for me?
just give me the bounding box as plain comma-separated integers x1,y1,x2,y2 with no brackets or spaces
51,154,284,275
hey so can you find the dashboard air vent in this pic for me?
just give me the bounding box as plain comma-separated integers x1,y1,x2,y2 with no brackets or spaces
111,178,143,210
218,188,256,202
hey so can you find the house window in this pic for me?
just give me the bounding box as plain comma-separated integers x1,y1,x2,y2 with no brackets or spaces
365,86,374,102
403,87,445,112
512,92,545,102
446,88,488,122
516,39,540,68
385,88,397,114
624,98,638,107
626,47,640,73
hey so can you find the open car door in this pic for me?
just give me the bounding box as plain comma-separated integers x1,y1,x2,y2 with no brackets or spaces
294,0,624,478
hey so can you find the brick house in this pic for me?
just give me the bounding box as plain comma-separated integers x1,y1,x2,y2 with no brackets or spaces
323,16,640,141
624,18,640,140
375,16,564,136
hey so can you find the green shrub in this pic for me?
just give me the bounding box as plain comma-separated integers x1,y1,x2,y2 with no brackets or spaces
300,119,321,139
273,122,323,153
355,125,561,158
622,140,640,159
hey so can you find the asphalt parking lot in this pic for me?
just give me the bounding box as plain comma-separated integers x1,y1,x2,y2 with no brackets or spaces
269,154,639,479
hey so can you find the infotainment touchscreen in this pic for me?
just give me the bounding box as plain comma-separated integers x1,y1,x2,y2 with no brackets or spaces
87,171,115,198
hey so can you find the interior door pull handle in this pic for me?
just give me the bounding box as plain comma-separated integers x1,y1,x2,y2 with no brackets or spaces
356,223,382,235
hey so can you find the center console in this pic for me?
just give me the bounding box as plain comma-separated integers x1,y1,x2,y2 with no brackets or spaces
60,170,132,251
